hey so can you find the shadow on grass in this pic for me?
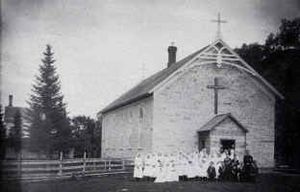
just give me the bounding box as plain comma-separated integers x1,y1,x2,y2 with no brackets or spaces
1,173,300,192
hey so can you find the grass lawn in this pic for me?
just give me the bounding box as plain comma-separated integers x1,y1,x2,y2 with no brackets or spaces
1,173,300,192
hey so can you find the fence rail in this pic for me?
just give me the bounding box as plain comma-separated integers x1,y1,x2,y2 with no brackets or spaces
1,154,133,181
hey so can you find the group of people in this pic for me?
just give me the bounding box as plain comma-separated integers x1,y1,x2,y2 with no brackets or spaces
133,149,258,183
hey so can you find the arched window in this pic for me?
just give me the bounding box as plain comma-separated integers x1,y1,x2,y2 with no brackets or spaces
139,107,144,119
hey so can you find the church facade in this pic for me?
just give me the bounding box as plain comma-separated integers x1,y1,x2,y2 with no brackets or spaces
99,38,283,168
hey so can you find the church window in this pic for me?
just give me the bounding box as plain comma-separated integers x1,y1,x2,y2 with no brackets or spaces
215,42,223,50
129,111,133,122
130,111,133,118
139,107,144,119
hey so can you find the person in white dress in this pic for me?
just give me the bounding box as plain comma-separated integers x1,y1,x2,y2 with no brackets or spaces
230,149,235,160
155,153,169,183
150,153,158,180
220,150,227,161
187,152,198,180
213,151,223,179
192,151,201,179
154,152,164,183
210,149,220,165
143,153,153,180
167,153,179,182
200,148,209,179
153,152,162,179
177,152,188,181
133,153,144,180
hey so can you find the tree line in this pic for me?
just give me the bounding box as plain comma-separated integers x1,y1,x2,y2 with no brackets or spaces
234,18,300,168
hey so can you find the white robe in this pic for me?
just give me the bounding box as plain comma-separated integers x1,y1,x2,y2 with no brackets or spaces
154,154,169,183
143,154,153,177
153,154,163,178
154,159,165,183
167,155,179,182
230,149,235,159
150,154,158,178
220,152,227,161
192,153,201,177
187,153,198,178
133,155,144,178
177,153,188,177
199,156,208,177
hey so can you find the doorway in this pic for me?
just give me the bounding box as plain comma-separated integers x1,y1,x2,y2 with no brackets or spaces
220,139,235,153
198,131,209,152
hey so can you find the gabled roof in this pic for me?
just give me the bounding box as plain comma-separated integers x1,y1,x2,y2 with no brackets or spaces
101,38,284,114
101,46,208,113
198,113,248,133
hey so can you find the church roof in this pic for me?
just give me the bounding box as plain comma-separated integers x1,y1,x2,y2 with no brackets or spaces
101,39,284,114
101,46,208,113
198,113,248,133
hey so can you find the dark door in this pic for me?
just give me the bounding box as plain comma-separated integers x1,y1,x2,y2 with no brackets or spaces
220,139,235,153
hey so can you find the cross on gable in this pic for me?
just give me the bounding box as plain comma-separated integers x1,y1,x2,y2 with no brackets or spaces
207,77,226,114
211,13,227,39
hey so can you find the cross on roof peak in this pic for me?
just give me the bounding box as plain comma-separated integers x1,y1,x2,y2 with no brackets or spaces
211,13,227,39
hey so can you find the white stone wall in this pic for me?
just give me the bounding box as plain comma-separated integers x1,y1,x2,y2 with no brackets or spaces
101,97,153,159
152,62,275,167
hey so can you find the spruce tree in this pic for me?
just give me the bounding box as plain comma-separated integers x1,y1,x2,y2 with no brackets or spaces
28,45,71,156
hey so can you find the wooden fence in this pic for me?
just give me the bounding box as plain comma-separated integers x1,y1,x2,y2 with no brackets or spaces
1,153,133,181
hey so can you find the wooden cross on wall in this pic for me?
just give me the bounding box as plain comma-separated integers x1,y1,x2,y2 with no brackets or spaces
207,77,226,114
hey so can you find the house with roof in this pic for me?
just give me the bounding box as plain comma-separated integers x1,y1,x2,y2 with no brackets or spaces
4,95,30,138
99,36,283,167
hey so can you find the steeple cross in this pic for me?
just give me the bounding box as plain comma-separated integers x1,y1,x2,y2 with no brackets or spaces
211,13,227,39
207,77,226,114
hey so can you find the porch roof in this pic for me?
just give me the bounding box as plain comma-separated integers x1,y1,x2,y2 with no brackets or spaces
198,113,248,133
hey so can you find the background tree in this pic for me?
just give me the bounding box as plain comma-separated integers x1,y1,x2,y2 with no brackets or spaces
0,105,6,159
235,17,300,168
8,109,22,156
27,45,71,157
71,116,101,158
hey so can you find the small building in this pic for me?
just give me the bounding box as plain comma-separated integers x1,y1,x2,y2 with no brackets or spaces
4,95,30,138
99,37,283,168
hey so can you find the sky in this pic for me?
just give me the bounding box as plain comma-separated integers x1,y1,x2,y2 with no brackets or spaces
1,0,300,118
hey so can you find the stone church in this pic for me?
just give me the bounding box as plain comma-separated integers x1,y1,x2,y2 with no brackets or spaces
99,37,283,168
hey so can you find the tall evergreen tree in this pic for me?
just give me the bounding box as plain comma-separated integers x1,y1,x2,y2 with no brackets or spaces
28,45,71,156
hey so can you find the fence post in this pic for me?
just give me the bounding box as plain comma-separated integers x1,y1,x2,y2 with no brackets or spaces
93,159,96,171
58,151,63,176
122,160,125,170
82,151,87,174
17,153,21,178
104,160,107,171
108,160,111,171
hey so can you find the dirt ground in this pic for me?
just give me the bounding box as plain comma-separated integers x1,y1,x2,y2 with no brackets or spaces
1,173,300,192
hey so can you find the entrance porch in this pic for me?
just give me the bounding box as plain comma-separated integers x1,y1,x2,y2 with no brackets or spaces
197,113,248,158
